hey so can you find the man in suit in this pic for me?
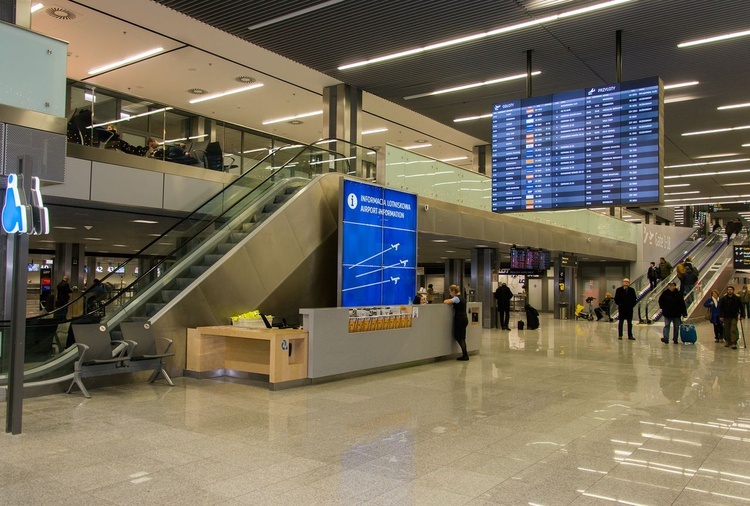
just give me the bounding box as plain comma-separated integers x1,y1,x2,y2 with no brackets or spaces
615,278,637,340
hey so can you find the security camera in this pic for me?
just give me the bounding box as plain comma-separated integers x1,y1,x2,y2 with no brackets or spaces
423,205,429,211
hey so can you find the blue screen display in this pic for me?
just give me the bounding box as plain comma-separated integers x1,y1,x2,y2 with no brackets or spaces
341,180,417,307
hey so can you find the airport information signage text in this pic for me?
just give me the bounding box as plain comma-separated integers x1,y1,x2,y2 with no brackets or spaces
340,180,417,307
491,76,662,211
733,245,750,269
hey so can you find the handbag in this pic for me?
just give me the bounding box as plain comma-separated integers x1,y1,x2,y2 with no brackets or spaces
704,308,712,321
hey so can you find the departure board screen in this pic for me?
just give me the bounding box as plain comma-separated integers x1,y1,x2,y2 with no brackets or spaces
510,247,551,271
491,76,662,212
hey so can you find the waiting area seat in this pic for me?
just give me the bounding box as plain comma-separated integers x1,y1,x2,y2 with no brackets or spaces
67,324,130,398
119,321,175,386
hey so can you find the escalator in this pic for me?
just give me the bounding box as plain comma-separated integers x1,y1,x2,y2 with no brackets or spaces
633,232,730,323
1,141,355,386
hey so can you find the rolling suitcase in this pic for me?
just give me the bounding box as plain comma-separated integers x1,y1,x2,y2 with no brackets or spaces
679,323,697,344
517,320,525,330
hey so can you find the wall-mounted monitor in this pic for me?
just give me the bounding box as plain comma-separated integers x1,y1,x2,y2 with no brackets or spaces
491,76,662,212
510,247,550,271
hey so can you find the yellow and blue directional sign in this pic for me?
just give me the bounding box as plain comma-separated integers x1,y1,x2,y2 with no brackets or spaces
341,180,417,307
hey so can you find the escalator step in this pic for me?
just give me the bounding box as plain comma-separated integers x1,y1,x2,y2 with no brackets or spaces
161,290,181,302
262,203,279,214
203,254,223,265
284,186,299,195
229,232,247,242
216,242,234,254
174,278,194,289
273,195,286,204
190,265,209,277
145,303,166,316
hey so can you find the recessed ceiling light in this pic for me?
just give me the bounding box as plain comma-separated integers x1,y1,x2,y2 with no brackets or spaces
88,47,164,75
189,83,264,104
30,3,44,13
402,143,432,150
432,239,448,243
262,110,323,125
235,76,256,84
718,102,750,111
112,244,128,247
404,71,540,100
187,88,207,95
678,29,750,48
414,139,429,144
338,0,631,70
147,233,161,237
84,237,102,241
682,125,750,137
53,226,75,230
454,113,492,123
445,250,456,253
362,128,388,135
475,244,490,248
695,153,741,159
664,158,750,169
131,219,159,224
288,120,303,125
248,0,344,31
663,81,699,90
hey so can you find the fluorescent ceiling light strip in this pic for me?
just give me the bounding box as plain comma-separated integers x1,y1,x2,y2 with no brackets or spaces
718,102,750,111
89,107,173,128
725,182,750,186
189,83,264,104
678,29,750,48
665,168,750,179
664,183,690,188
248,0,343,30
88,47,165,75
454,113,493,123
439,156,469,162
362,128,388,135
666,194,750,203
665,158,750,169
338,0,631,70
309,156,356,166
402,143,433,150
664,81,699,90
262,111,323,125
683,125,750,136
696,153,740,159
30,3,44,13
404,71,539,100
665,191,700,196
188,134,208,140
242,148,269,153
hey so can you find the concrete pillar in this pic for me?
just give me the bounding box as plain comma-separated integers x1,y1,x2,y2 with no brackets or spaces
472,145,490,175
471,248,494,328
55,243,85,293
444,259,465,300
323,84,363,176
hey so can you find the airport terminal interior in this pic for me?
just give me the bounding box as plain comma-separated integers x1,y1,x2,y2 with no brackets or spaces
2,0,750,504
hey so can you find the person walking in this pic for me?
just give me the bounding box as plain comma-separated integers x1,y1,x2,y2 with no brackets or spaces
615,278,637,340
494,282,513,330
55,274,73,320
719,286,744,349
425,284,435,304
726,220,735,241
647,261,659,290
680,258,699,304
659,282,688,344
740,284,750,318
703,289,723,342
658,257,672,283
444,284,469,360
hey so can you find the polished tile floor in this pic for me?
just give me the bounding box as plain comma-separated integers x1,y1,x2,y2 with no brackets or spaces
2,314,750,505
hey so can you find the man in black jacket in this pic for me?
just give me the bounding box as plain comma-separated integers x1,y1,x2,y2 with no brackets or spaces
659,282,688,344
647,262,659,290
494,283,513,330
720,285,745,349
615,278,637,340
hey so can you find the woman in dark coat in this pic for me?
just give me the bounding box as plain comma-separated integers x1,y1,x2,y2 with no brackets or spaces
444,284,469,361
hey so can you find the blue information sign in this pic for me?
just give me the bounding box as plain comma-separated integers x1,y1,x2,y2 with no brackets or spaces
340,180,417,307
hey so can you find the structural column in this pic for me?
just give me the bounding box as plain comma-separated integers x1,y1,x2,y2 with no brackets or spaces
444,259,465,300
55,243,85,294
323,84,363,176
471,248,495,328
473,145,490,175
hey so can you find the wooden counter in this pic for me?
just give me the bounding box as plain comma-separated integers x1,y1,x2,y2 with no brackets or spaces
186,326,308,389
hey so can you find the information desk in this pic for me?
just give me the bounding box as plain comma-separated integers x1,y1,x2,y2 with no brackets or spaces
185,326,308,389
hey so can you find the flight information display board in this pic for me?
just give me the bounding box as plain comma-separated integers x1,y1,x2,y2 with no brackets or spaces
510,247,551,271
491,76,662,212
339,179,417,307
733,245,750,269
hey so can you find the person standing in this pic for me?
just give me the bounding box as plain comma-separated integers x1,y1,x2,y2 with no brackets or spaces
444,284,469,360
719,286,744,349
615,278,637,340
494,282,513,330
680,258,699,304
658,257,672,283
740,284,750,319
659,282,688,344
55,274,73,320
703,289,723,342
647,261,659,290
426,284,435,304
